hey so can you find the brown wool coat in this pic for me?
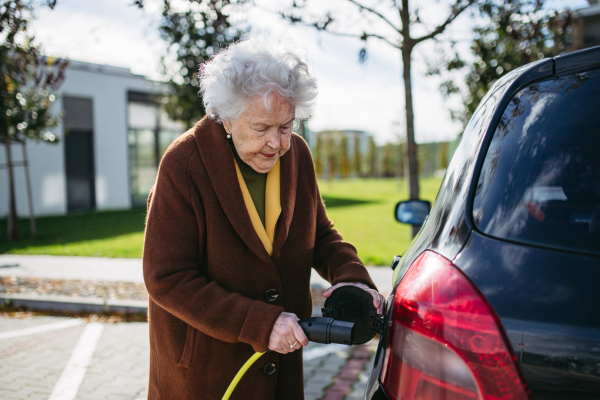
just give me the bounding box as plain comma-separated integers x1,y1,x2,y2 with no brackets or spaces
143,117,376,400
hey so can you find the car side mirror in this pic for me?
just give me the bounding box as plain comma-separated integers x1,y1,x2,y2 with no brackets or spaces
395,200,431,226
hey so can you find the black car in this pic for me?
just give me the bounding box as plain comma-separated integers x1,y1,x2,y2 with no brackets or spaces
364,46,600,400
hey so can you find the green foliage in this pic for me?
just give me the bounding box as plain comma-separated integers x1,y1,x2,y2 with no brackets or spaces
460,0,575,124
438,0,574,126
156,0,246,128
0,0,67,143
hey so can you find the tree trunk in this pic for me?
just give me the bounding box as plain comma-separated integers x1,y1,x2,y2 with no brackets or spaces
402,45,420,237
22,141,36,236
4,136,20,240
400,0,420,237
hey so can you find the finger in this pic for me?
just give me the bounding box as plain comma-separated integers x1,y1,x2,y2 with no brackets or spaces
290,320,309,346
323,282,354,298
270,341,290,354
377,294,385,314
322,284,339,298
366,289,377,307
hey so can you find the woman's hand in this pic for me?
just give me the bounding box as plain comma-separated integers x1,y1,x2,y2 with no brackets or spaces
268,312,309,354
323,282,385,315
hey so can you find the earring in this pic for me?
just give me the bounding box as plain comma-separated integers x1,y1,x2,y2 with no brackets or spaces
226,131,231,139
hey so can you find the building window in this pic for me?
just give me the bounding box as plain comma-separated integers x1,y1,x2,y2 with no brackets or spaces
63,96,96,213
127,92,184,207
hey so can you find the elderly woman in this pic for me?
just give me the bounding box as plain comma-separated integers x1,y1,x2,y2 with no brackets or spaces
143,37,383,400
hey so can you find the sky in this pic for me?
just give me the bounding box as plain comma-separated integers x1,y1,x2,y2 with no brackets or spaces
30,0,590,144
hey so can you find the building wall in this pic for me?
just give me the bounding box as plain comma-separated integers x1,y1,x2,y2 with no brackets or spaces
0,62,162,217
583,14,600,47
573,4,600,50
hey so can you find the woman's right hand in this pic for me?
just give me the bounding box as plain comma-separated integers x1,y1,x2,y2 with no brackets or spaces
268,312,309,354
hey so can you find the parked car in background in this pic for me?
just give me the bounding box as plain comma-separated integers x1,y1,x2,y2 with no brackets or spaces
365,46,600,400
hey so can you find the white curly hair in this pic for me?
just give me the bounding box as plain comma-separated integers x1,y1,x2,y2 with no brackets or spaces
199,35,318,123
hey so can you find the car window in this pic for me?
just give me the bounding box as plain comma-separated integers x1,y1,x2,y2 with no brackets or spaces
473,69,600,256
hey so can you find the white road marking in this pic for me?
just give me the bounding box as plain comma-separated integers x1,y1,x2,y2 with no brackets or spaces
303,344,348,361
48,322,104,400
0,319,84,340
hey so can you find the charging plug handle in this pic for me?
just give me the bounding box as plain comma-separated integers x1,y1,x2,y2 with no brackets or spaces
298,317,354,345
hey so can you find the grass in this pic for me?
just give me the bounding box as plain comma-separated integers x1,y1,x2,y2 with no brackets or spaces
319,178,442,265
0,209,147,258
0,178,443,265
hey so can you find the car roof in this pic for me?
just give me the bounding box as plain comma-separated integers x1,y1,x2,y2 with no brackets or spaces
554,44,600,75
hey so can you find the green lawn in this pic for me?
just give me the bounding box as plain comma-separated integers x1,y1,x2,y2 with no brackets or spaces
0,178,443,264
0,209,148,258
319,178,442,265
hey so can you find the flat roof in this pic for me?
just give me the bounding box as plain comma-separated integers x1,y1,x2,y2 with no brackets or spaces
68,60,146,79
578,4,600,18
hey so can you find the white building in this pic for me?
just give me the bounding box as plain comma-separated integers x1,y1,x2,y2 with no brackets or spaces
0,61,185,217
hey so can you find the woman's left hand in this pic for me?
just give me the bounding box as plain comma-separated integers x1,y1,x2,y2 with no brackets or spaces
323,282,385,315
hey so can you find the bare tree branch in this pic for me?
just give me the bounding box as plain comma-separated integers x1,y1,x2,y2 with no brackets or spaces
328,29,401,48
280,12,401,49
413,0,475,45
346,0,400,33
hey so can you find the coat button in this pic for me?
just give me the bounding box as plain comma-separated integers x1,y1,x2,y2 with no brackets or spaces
264,289,278,302
263,362,277,375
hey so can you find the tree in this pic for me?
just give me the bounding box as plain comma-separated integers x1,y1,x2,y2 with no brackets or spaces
340,135,349,178
436,0,574,126
353,134,361,177
280,0,478,236
315,133,323,177
0,0,68,240
137,0,246,129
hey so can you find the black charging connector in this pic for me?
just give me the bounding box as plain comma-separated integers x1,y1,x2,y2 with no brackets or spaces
298,317,355,345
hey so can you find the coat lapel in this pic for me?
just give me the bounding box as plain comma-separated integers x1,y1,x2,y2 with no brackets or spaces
193,117,272,264
272,134,298,256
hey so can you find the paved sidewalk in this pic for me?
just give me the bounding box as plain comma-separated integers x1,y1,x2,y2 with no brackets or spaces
0,315,377,400
0,255,393,296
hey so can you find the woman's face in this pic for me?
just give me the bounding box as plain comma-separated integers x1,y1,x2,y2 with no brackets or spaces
223,94,295,173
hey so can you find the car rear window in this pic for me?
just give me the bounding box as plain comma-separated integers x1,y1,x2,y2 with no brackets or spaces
473,69,600,256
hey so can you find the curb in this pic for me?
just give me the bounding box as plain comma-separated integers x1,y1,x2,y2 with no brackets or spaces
0,294,148,314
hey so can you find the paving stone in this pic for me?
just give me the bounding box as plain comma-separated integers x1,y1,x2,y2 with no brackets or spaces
305,379,331,393
0,316,84,399
328,377,354,394
305,393,323,400
321,392,346,400
24,394,53,400
76,322,149,400
0,314,371,400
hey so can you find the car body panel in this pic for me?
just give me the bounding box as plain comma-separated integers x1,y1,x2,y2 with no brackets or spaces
366,46,600,400
555,45,600,75
456,231,600,398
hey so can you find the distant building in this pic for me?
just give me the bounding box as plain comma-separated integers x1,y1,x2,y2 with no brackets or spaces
313,130,373,179
312,129,455,180
573,1,600,50
0,61,184,218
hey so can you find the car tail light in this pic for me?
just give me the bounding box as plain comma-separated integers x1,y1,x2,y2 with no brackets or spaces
380,251,529,400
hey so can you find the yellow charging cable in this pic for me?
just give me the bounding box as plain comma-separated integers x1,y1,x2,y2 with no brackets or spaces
221,351,266,400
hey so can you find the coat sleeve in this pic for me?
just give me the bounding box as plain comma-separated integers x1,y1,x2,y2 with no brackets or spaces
294,137,377,291
143,143,283,353
312,186,378,291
